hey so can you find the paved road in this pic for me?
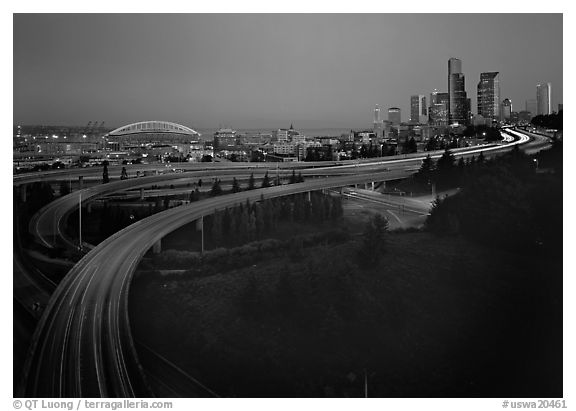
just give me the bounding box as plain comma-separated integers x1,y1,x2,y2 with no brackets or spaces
19,128,546,397
20,170,420,397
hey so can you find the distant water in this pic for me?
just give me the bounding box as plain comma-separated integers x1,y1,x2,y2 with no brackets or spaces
196,127,356,139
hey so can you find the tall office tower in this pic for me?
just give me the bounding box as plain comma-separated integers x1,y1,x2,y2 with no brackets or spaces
429,90,449,126
536,83,552,115
448,58,468,125
410,95,428,124
388,107,401,125
477,72,500,122
374,104,381,123
373,104,383,138
501,98,512,122
525,99,537,116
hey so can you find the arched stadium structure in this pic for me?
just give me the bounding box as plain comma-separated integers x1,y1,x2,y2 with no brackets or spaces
105,121,201,147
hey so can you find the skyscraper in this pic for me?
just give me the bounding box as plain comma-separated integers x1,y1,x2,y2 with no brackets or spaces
448,58,468,125
388,107,401,125
536,83,552,115
374,104,381,124
429,89,449,126
410,95,427,124
501,98,512,122
373,104,383,139
477,72,500,123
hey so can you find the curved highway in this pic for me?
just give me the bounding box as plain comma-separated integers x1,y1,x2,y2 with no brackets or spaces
19,128,546,397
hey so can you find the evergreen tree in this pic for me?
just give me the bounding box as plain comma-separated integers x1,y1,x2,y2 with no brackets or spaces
247,173,255,190
437,148,456,172
297,172,304,183
477,151,485,164
210,179,223,196
418,155,435,177
261,172,271,188
102,164,109,184
189,188,199,202
356,213,389,268
231,177,241,193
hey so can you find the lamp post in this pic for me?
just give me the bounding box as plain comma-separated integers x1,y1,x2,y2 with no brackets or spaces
78,192,82,251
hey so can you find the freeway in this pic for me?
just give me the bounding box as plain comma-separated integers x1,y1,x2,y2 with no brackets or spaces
28,130,534,252
30,166,401,251
21,170,417,397
19,127,545,397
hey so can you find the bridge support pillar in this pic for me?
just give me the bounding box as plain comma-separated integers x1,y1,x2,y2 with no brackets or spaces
140,188,144,200
78,176,84,190
196,216,204,254
371,181,375,191
152,239,162,254
381,181,386,189
307,191,311,202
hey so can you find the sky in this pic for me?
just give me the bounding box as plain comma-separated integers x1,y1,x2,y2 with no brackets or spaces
13,13,563,130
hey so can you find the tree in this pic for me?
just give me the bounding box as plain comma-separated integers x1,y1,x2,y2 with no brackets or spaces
247,173,255,190
102,163,110,184
210,179,223,196
403,137,418,154
417,155,435,177
436,148,455,172
297,172,304,183
189,188,199,202
201,155,213,162
231,177,241,193
120,167,128,180
356,214,389,268
425,136,439,151
261,172,271,188
477,151,485,164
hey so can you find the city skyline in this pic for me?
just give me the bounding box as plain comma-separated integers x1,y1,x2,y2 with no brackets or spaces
14,14,562,129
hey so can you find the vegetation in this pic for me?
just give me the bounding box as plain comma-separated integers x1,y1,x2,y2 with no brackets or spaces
204,192,343,249
131,230,561,397
531,110,562,130
426,144,562,253
462,125,502,141
102,163,109,184
356,213,388,267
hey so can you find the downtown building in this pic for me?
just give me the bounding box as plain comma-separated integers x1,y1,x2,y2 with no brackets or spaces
410,95,428,124
536,83,552,115
501,98,512,123
388,107,401,125
373,104,384,139
448,58,469,126
477,72,500,123
428,89,449,126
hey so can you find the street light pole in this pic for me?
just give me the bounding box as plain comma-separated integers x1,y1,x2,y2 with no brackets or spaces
79,192,82,250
